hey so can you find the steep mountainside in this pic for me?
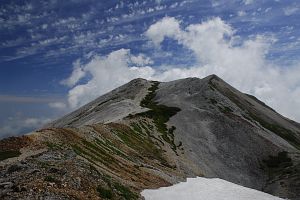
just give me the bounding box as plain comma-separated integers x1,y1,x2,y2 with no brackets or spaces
0,75,300,199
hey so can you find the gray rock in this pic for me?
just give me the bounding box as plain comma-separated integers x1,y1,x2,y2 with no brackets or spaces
7,164,25,173
0,182,13,188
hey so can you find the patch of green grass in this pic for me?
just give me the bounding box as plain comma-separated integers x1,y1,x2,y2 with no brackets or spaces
0,150,21,161
72,144,84,155
96,175,138,200
94,138,130,161
115,127,162,158
130,122,145,136
45,142,63,150
177,141,183,148
218,106,233,113
140,81,159,107
141,105,180,133
167,126,178,153
82,140,116,164
242,114,253,121
262,151,294,182
113,182,138,200
139,121,164,145
44,175,58,183
137,81,181,153
72,143,113,166
209,85,215,91
209,98,218,105
112,81,181,166
97,186,113,199
263,151,292,168
139,121,151,135
111,123,173,168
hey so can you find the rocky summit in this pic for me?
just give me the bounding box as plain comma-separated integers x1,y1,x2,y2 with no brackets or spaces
0,75,300,199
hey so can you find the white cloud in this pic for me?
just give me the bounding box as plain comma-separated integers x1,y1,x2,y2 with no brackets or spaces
243,0,254,5
211,0,221,7
283,7,299,16
64,17,300,122
48,102,67,109
0,117,51,138
42,24,48,29
61,60,86,87
237,11,246,17
23,118,47,127
145,17,181,46
65,49,155,108
265,7,272,13
170,2,178,9
130,54,154,65
146,17,300,121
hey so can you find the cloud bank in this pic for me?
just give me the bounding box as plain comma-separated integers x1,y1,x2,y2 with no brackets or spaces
0,116,51,139
63,17,300,122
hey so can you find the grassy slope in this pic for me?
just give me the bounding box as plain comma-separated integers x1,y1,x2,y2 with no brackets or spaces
136,81,181,153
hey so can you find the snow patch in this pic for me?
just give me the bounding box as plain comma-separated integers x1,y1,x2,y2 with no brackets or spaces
141,177,283,200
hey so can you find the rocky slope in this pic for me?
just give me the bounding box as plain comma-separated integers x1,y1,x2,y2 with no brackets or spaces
0,75,299,199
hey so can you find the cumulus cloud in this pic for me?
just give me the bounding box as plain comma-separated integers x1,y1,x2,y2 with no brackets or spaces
145,17,181,46
145,17,300,121
130,54,154,66
64,49,155,108
61,60,86,87
64,17,300,122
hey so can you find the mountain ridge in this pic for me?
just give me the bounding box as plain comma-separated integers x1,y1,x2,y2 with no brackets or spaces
1,75,300,199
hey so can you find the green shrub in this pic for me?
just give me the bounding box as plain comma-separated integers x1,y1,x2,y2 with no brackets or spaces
97,186,113,199
218,106,233,113
209,98,218,105
113,182,138,200
263,151,292,168
44,175,57,183
0,150,21,161
137,81,181,153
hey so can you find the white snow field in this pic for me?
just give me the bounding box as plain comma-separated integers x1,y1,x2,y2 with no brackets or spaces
141,177,284,200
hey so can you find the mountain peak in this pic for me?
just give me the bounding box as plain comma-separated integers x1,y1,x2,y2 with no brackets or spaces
206,73,220,80
128,77,150,84
1,76,300,199
201,74,223,84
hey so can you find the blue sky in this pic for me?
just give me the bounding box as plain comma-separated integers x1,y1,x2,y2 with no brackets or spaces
1,0,300,138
